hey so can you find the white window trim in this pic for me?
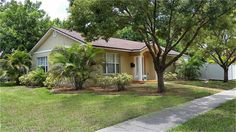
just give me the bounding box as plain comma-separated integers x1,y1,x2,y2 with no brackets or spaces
104,53,120,74
37,56,48,72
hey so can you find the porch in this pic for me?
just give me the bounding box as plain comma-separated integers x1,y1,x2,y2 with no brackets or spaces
132,51,157,81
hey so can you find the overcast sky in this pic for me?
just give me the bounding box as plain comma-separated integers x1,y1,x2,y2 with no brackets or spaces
6,0,69,20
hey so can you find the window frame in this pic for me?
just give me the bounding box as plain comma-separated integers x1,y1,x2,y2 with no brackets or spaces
37,56,48,72
103,53,120,74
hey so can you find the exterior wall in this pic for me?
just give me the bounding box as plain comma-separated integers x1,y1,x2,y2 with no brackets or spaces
37,32,77,52
199,63,236,80
32,31,77,68
103,50,134,76
143,53,156,80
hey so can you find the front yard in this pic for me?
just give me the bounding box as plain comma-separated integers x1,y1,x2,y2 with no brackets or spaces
0,81,234,131
170,99,236,132
171,80,236,90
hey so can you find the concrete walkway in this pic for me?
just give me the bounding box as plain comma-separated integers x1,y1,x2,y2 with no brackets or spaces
97,88,236,132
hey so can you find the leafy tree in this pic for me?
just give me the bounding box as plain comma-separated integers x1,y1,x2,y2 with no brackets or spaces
51,18,71,29
0,0,52,54
198,11,236,82
49,43,103,90
68,0,235,92
114,26,143,41
0,50,31,84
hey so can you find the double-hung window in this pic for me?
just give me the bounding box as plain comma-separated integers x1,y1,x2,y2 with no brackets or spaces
103,53,120,74
37,56,48,72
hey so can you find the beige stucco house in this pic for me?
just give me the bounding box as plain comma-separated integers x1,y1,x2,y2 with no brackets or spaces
30,27,179,81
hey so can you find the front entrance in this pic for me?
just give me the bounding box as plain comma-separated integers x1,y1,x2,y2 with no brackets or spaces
134,56,145,81
133,52,157,81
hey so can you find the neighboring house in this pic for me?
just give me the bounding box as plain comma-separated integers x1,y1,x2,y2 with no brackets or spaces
199,63,236,81
30,27,180,81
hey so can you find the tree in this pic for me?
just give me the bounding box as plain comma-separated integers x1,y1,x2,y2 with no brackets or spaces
0,0,52,54
49,43,103,90
199,11,236,82
68,0,235,92
0,50,31,84
114,26,143,41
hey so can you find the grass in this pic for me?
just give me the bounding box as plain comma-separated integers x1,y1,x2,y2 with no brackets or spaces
171,80,236,90
0,82,221,131
170,99,236,132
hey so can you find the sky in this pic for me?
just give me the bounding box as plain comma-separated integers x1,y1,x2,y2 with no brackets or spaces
6,0,70,20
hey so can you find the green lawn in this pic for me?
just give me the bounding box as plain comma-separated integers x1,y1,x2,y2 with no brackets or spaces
0,82,221,131
171,80,236,90
170,99,236,132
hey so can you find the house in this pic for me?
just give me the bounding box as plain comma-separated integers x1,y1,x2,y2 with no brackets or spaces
30,27,180,81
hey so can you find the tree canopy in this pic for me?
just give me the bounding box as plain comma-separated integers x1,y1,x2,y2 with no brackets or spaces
0,0,52,54
198,10,236,82
68,0,235,92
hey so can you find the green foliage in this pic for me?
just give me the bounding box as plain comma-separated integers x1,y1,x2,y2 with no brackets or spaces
69,0,235,92
164,72,178,81
49,43,103,89
96,75,114,89
199,10,236,66
0,50,31,84
43,73,63,88
113,73,132,91
176,55,204,80
0,0,52,54
19,68,46,87
114,26,143,41
197,10,236,82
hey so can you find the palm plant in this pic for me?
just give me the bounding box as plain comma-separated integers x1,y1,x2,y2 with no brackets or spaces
49,43,103,90
0,50,31,84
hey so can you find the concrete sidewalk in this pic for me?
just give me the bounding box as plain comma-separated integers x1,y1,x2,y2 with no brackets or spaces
97,88,236,132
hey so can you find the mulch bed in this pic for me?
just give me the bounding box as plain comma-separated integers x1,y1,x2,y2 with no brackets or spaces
50,86,159,96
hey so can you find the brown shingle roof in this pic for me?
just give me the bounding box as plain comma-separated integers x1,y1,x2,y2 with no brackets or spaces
53,27,146,52
53,27,180,55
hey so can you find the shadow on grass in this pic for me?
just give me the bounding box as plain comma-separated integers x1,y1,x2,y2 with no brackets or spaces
0,82,16,87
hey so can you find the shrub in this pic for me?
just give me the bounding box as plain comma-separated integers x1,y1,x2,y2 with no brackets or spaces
113,73,132,91
19,68,46,87
164,72,178,81
49,43,103,90
43,73,58,88
0,50,31,84
176,55,204,80
96,75,114,88
44,73,73,89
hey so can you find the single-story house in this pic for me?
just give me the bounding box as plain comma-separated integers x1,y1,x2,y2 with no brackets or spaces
30,27,180,81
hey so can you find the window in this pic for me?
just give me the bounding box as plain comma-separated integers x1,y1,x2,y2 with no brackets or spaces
103,53,120,74
37,56,48,72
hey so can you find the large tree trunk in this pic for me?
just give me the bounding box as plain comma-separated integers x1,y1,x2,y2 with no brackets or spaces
223,67,229,83
156,69,165,93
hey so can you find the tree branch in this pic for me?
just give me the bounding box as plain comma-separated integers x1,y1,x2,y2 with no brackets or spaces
165,20,206,68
